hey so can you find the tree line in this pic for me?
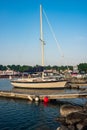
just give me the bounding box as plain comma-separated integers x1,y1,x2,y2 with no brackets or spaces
0,63,87,73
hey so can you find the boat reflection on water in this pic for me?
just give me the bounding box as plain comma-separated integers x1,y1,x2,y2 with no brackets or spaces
12,87,65,95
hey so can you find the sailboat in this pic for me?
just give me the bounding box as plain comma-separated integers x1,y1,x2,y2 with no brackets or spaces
11,5,67,89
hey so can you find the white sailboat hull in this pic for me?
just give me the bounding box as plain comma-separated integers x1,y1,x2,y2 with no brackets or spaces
11,79,66,89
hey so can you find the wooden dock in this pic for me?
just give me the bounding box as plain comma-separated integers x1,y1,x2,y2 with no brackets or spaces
0,90,87,101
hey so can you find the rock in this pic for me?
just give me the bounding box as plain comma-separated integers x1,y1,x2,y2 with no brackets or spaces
60,104,83,117
57,104,87,130
58,125,69,130
76,118,87,130
66,112,87,125
56,127,61,130
57,124,76,130
76,123,84,130
68,125,75,130
57,125,75,130
56,117,66,124
82,126,87,130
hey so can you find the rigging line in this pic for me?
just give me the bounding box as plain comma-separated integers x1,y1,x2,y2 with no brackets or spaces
43,9,64,58
43,9,69,70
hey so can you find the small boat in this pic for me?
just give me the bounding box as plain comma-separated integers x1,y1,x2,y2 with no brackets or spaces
11,5,67,89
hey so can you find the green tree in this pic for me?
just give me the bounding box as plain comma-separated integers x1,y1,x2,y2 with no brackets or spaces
78,63,87,73
0,65,7,70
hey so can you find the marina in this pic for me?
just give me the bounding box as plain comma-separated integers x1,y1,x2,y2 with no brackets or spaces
0,78,87,130
0,79,87,102
0,0,87,129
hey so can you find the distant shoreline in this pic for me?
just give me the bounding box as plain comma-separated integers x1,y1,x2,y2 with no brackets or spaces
0,75,20,79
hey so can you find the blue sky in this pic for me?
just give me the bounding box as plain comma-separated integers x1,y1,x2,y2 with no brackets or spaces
0,0,87,66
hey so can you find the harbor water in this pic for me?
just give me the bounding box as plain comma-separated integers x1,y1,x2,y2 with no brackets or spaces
0,79,87,130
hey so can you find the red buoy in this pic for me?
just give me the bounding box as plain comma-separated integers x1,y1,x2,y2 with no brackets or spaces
43,96,49,103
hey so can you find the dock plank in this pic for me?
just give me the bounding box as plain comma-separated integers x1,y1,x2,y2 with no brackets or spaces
0,91,87,101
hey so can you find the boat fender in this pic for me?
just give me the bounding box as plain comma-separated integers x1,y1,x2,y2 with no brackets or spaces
28,95,33,101
35,96,40,102
43,96,49,103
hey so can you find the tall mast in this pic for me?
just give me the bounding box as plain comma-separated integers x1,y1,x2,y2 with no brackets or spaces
40,4,44,79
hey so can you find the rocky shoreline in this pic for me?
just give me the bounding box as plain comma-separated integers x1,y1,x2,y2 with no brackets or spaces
56,104,87,130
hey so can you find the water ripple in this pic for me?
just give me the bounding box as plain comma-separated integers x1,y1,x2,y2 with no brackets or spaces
0,98,59,130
